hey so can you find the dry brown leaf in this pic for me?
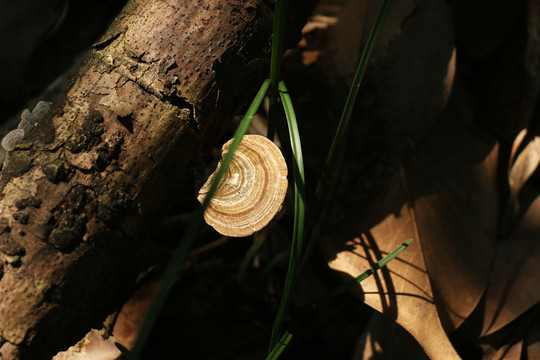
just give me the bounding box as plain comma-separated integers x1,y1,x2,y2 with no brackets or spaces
324,105,498,358
525,311,540,360
520,0,540,131
481,340,523,360
509,133,540,192
505,132,540,226
403,113,499,330
323,0,455,141
325,171,461,360
528,342,540,360
352,313,430,360
310,0,457,224
477,305,540,360
52,331,122,360
482,193,540,336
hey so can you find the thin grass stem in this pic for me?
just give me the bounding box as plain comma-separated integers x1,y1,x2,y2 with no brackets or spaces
269,81,305,350
266,331,294,360
314,0,392,202
307,239,412,310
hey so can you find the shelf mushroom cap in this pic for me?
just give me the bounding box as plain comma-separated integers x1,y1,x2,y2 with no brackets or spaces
197,134,288,237
1,129,25,152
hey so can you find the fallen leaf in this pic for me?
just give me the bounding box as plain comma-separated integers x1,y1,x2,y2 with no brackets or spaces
510,134,540,189
323,0,455,141
519,0,540,130
52,330,121,360
481,339,523,360
324,95,498,358
352,304,430,359
478,307,540,360
503,132,540,231
311,0,457,224
325,170,461,359
525,310,540,360
482,192,540,335
403,112,499,330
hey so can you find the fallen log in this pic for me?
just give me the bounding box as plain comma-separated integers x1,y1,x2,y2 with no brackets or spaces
0,0,316,358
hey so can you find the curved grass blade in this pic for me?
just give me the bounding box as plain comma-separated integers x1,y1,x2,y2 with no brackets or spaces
130,79,271,358
314,0,392,201
307,239,413,310
278,81,306,255
269,81,305,350
267,0,288,140
266,331,293,360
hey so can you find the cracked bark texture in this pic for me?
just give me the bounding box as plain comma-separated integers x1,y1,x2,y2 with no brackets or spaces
0,0,316,358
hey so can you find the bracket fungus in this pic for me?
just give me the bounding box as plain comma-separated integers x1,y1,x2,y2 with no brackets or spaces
1,129,25,152
1,101,51,168
197,135,288,237
18,101,51,130
1,101,52,152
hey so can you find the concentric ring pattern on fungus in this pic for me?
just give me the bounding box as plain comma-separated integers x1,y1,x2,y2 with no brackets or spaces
197,135,288,237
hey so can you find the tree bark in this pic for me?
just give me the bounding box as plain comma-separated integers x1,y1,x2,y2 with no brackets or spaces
0,0,316,358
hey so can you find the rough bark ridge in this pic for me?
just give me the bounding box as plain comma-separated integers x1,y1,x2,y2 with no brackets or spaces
0,0,315,358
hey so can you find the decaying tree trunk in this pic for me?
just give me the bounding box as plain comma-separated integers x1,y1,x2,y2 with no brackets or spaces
0,0,316,358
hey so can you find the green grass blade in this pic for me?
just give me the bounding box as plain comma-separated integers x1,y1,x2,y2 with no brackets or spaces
278,81,305,254
130,79,271,358
269,81,305,350
314,0,392,200
267,0,288,140
266,331,293,360
308,239,413,309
